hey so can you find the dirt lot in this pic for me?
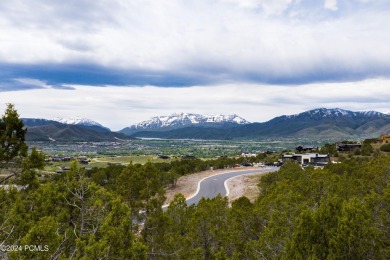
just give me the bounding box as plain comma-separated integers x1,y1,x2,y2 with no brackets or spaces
164,167,267,205
226,172,268,203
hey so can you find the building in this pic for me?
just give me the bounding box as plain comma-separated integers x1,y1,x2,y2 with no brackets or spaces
51,156,73,162
241,153,257,157
336,143,361,152
282,153,330,166
380,134,390,143
295,145,317,153
107,162,123,166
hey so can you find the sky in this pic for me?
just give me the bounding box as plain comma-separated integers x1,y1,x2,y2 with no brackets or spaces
1,0,390,130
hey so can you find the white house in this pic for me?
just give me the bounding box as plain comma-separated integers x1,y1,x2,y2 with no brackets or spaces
281,153,330,166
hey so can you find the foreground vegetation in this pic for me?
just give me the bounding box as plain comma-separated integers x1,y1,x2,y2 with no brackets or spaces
1,104,390,259
2,156,390,259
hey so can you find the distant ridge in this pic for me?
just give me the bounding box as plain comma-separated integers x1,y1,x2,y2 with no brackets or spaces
120,113,249,135
22,118,128,141
280,108,385,120
53,116,111,131
21,108,390,141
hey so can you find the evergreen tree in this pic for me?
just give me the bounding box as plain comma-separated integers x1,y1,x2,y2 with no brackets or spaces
0,104,28,184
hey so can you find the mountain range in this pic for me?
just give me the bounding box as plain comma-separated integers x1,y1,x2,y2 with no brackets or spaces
127,108,390,140
21,108,390,141
119,113,249,135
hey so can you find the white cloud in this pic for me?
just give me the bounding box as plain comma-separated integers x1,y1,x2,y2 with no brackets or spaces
222,0,295,14
1,78,389,130
324,0,338,11
13,78,49,88
0,0,389,81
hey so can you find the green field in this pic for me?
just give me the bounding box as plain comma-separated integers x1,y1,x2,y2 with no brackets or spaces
44,155,174,173
91,155,174,165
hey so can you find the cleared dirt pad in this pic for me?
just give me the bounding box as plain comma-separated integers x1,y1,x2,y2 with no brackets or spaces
226,173,267,203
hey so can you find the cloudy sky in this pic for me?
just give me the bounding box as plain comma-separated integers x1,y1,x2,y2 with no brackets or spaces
1,0,389,130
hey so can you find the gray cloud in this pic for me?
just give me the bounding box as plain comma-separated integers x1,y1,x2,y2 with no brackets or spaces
0,0,389,85
0,78,75,92
57,39,95,52
0,79,46,92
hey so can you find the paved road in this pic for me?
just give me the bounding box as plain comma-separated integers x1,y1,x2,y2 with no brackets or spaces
186,167,279,206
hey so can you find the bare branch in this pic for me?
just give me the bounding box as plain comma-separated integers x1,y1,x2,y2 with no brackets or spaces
50,230,68,260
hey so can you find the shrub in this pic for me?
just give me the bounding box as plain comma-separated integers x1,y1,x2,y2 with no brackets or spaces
380,143,390,152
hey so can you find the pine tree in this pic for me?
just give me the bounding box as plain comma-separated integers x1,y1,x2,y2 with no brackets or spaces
0,104,28,184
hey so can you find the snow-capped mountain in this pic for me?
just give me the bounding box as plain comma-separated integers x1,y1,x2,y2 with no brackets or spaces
53,117,110,130
121,113,249,134
128,108,390,140
280,108,386,121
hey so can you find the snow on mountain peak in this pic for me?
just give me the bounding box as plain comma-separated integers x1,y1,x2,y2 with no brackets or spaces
129,113,249,129
285,108,385,119
53,116,108,129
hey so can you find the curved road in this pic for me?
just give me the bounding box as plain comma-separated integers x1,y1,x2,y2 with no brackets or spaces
185,167,279,206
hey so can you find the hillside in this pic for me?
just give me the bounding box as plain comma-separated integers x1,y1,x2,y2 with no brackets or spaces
25,124,130,142
22,118,130,142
